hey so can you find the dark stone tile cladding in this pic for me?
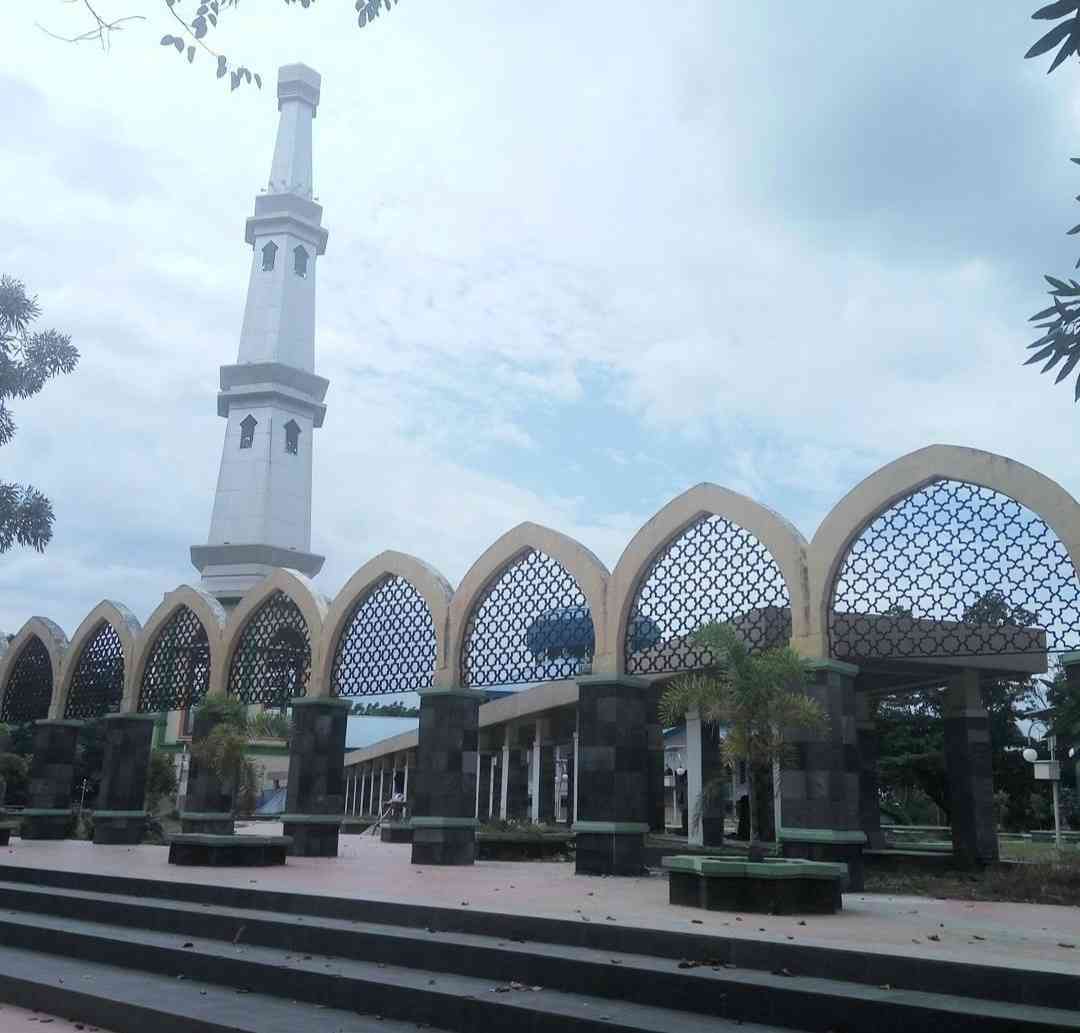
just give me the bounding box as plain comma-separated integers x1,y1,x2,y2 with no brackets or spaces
283,700,348,857
21,722,80,840
857,715,886,848
94,717,155,845
538,745,556,823
168,839,288,866
182,708,237,835
945,712,998,866
478,754,493,820
645,684,666,832
575,678,650,875
410,692,480,866
668,870,842,915
700,727,728,847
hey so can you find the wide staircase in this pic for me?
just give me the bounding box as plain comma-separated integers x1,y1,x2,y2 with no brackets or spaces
0,863,1074,1033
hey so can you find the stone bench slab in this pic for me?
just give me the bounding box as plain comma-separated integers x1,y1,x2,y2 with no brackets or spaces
168,834,292,868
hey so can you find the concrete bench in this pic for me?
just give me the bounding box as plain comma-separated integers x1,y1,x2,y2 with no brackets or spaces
0,822,18,847
662,855,847,915
380,821,413,844
168,834,291,867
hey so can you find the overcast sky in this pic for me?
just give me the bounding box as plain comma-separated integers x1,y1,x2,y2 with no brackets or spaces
2,1,1080,637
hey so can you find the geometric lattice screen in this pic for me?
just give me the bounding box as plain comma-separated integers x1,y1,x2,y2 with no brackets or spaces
332,575,436,696
137,606,211,713
227,590,311,707
830,480,1080,661
0,636,53,724
625,514,792,675
64,622,125,720
462,549,594,688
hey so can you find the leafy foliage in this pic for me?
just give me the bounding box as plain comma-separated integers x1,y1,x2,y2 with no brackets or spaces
42,0,401,93
351,700,419,717
659,622,827,845
1025,4,1080,398
0,276,78,553
144,750,178,814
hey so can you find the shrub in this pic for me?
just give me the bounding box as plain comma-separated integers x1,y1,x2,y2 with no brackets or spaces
144,751,178,815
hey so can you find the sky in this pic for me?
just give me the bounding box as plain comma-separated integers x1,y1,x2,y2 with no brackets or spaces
2,1,1080,637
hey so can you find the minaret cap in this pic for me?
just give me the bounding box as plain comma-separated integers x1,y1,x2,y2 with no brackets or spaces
278,63,321,115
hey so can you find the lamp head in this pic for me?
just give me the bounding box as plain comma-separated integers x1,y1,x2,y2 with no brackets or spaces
1022,747,1038,764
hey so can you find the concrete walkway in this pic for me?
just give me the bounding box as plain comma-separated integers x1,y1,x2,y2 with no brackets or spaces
0,1000,114,1031
2,834,1077,977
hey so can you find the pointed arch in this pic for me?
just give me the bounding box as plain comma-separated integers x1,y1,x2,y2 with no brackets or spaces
319,551,452,696
59,601,141,720
221,569,328,705
127,586,227,713
449,523,610,688
609,483,809,675
1,618,68,723
808,444,1080,660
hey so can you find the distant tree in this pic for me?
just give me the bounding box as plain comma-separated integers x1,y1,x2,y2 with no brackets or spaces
0,276,79,553
144,750,178,814
36,0,398,93
351,700,419,717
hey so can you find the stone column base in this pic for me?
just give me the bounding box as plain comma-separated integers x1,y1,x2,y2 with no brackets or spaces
180,811,235,835
20,808,75,840
410,818,477,866
280,814,342,857
779,828,867,891
573,822,649,876
93,810,148,845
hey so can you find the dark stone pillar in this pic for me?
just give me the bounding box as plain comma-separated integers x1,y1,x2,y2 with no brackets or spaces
574,675,650,876
21,720,82,840
491,751,503,819
700,726,729,847
856,694,886,849
644,684,666,833
538,744,556,823
410,687,482,866
281,697,349,857
93,714,157,845
405,749,417,820
181,705,237,835
478,753,493,820
945,669,998,866
506,729,530,821
780,660,866,890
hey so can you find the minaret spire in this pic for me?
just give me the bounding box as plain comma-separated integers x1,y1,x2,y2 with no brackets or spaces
191,64,330,605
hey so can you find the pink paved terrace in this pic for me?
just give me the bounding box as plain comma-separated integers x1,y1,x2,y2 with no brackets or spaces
1,833,1077,978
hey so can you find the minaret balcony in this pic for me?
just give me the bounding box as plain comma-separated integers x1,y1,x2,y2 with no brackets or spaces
217,361,329,426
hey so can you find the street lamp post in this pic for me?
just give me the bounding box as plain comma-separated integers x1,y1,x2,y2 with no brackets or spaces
1022,739,1062,850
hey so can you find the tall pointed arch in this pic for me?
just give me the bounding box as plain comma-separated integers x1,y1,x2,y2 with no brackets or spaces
0,618,67,724
60,602,141,720
610,484,809,675
449,523,610,689
809,445,1080,661
321,551,451,697
130,587,227,713
222,569,327,706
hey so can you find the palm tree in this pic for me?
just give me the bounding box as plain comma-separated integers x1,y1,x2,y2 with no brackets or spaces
659,622,828,858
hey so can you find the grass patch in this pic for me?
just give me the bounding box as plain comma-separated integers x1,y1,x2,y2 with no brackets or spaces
865,850,1080,906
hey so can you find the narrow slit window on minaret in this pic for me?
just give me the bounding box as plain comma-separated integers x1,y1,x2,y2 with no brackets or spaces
293,245,309,278
261,241,278,271
284,419,300,455
240,414,257,449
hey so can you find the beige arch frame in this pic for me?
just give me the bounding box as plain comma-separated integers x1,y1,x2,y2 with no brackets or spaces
318,550,454,698
806,444,1080,660
124,586,228,713
607,483,811,674
54,601,142,720
448,522,611,687
217,568,329,700
1,617,69,721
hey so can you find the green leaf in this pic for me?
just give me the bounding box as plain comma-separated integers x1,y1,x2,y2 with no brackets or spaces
1030,305,1059,321
1032,1,1080,19
1054,350,1080,383
173,37,184,52
1042,350,1069,372
1024,343,1057,365
217,55,227,78
1026,20,1074,58
159,35,175,46
254,73,262,89
1048,38,1079,72
1045,274,1070,290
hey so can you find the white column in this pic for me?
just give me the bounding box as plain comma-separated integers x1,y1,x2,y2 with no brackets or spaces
530,721,542,824
378,764,385,814
358,769,366,815
686,708,704,846
475,753,482,819
572,730,580,824
344,771,353,815
500,738,510,819
367,764,375,814
488,751,496,819
403,757,410,802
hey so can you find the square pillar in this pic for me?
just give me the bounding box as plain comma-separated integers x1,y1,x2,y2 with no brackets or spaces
686,709,727,847
573,675,651,876
530,726,542,823
856,694,886,849
563,741,575,827
644,684,666,832
945,669,999,866
779,660,866,890
505,726,530,820
181,706,238,835
281,697,350,857
410,687,483,866
94,714,157,845
21,720,82,840
478,753,493,820
539,743,556,823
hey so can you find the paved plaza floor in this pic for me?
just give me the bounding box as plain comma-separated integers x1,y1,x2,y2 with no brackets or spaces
0,1000,113,1031
1,829,1077,978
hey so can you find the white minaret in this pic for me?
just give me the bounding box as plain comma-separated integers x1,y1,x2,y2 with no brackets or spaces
191,63,329,605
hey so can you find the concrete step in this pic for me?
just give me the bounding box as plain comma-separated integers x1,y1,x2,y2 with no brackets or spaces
0,909,785,1033
0,880,1075,1033
0,942,444,1033
0,863,1074,1013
